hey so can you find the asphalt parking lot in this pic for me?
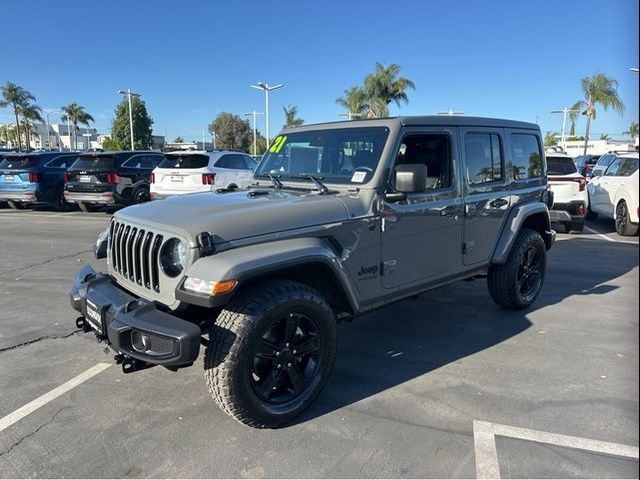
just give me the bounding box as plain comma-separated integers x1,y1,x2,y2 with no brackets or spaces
0,208,638,478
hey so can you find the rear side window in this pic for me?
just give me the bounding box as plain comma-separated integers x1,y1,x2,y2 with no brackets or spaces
242,155,257,170
159,154,209,169
45,155,76,168
0,157,39,169
122,155,159,169
69,156,115,171
510,134,543,180
464,133,503,185
216,154,250,170
546,156,577,175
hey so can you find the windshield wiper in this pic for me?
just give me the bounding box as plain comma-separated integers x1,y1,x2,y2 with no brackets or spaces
293,174,329,195
254,172,284,189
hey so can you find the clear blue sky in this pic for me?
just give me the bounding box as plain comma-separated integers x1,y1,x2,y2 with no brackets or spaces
2,0,638,141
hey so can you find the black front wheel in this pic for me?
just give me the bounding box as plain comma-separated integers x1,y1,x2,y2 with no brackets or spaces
132,187,150,204
615,201,638,236
488,228,547,310
204,280,337,428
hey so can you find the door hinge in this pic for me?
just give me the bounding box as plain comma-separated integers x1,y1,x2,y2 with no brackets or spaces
462,241,475,255
381,260,397,276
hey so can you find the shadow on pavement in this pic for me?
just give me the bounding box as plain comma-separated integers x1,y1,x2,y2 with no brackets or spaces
293,236,639,424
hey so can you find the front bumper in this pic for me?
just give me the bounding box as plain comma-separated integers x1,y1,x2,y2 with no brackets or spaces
70,265,201,367
64,191,115,205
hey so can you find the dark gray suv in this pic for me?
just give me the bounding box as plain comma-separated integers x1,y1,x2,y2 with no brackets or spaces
70,116,555,428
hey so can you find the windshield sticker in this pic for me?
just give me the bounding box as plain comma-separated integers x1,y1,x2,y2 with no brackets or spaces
269,136,287,153
351,171,367,183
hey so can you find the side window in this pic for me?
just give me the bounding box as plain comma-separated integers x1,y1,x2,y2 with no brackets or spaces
242,155,257,170
122,156,143,169
215,155,229,169
394,133,452,190
464,133,503,185
45,157,65,168
617,158,638,177
510,134,543,180
604,158,624,176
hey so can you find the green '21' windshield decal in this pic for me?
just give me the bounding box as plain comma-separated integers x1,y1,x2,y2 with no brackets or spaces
269,135,287,153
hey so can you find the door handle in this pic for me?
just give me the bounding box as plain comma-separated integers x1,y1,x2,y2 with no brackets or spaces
490,198,508,208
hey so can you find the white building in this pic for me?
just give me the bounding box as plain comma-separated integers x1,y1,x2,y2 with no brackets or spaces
559,139,636,156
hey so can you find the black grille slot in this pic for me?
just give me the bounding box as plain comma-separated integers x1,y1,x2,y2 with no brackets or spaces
108,221,167,294
150,235,163,292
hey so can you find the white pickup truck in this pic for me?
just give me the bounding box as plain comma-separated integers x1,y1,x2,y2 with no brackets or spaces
546,153,588,233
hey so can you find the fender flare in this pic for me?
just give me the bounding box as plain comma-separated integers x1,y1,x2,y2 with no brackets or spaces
175,237,359,312
491,202,552,265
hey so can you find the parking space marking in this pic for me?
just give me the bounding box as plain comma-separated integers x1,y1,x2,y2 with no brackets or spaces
584,226,618,242
0,363,111,433
473,420,639,479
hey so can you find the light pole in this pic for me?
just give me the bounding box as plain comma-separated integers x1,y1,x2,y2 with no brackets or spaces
630,68,639,73
245,110,264,156
338,112,363,121
251,82,283,148
117,89,141,150
45,110,62,151
551,107,581,148
82,132,92,151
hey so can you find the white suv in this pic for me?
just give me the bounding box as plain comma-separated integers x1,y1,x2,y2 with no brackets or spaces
150,150,256,199
587,152,639,236
546,153,588,233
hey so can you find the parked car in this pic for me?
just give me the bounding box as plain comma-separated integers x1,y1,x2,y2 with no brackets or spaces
587,152,639,236
64,151,164,211
546,153,587,233
574,154,600,177
71,116,555,428
589,152,629,178
0,151,79,210
150,150,256,199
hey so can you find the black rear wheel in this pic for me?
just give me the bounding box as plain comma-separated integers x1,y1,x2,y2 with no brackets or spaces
132,187,150,204
204,280,337,428
53,189,69,211
488,228,547,310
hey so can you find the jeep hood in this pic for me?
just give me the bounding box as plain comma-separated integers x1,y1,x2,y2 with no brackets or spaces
116,189,351,245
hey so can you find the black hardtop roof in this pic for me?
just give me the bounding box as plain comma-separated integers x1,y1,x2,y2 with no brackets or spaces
282,115,539,132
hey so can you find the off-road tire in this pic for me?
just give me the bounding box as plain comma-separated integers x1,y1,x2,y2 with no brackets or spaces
615,201,639,236
204,280,337,428
487,228,547,310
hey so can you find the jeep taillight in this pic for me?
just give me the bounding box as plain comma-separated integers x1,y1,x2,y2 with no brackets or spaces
202,173,215,185
105,172,120,184
149,172,155,183
28,172,41,183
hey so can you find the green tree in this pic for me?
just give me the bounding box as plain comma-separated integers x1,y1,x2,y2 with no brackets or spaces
363,62,415,117
572,73,624,155
623,121,638,139
248,133,268,156
282,105,304,129
599,133,611,141
0,82,36,150
544,131,558,147
61,102,94,150
19,102,43,150
101,137,123,151
110,96,154,150
0,124,15,147
568,100,584,136
336,86,369,119
173,136,184,143
208,112,252,151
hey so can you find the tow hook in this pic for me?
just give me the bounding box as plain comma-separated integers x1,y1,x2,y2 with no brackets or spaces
75,316,107,342
114,353,154,374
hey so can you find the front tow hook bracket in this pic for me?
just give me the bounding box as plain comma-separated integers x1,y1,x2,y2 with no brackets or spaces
76,316,91,332
115,354,155,374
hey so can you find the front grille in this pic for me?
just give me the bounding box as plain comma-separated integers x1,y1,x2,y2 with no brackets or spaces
109,220,164,292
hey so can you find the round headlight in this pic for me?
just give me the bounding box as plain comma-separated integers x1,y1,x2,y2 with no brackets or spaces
160,238,187,277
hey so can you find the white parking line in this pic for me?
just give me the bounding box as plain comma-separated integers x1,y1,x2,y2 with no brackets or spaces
0,363,111,433
584,226,617,242
473,420,639,479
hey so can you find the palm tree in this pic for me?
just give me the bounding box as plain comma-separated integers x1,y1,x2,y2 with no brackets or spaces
572,73,624,155
19,102,44,150
282,105,304,129
599,133,611,141
623,121,638,140
363,63,415,117
61,102,95,150
336,86,369,120
0,82,36,150
544,131,558,147
568,100,584,136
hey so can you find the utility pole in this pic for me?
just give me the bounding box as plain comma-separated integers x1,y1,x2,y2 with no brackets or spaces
245,110,264,156
551,107,581,148
251,82,284,148
117,89,141,150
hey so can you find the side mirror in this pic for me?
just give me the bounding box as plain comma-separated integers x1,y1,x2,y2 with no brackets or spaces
385,164,427,202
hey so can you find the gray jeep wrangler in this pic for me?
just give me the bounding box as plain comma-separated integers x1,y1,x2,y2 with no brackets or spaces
70,116,555,428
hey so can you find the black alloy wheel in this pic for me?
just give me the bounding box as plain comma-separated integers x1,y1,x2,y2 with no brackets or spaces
517,246,542,304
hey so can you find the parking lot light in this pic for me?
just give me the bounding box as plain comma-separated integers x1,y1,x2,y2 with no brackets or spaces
244,110,264,156
551,107,581,147
45,110,62,151
117,89,141,151
251,82,284,148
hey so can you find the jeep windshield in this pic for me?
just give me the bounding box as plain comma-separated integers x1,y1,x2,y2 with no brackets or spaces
255,127,389,185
